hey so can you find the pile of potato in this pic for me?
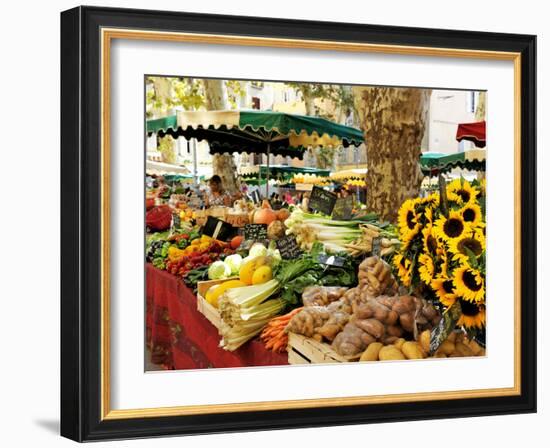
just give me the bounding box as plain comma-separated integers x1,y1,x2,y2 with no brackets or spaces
332,294,440,357
285,299,352,342
302,286,349,307
358,256,399,299
360,330,485,361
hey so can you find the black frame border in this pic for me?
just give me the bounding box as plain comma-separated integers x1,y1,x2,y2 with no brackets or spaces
61,6,536,442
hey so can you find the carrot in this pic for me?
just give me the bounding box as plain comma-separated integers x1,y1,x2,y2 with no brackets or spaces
273,338,288,353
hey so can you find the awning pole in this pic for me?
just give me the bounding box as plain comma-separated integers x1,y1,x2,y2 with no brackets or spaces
192,139,198,186
266,143,271,199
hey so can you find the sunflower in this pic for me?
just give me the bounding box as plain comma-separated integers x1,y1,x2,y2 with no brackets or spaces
422,204,434,224
447,178,479,205
431,275,456,307
393,253,412,287
457,298,486,329
422,193,440,209
422,224,439,255
418,253,435,285
453,264,485,302
437,245,450,276
479,178,486,197
447,229,486,263
397,198,421,242
433,210,472,242
459,202,483,227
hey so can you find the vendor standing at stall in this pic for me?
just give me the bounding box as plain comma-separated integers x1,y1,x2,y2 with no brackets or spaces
204,175,232,207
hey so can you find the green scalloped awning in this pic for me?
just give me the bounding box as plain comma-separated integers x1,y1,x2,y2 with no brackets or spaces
420,150,486,176
240,165,330,180
146,110,364,160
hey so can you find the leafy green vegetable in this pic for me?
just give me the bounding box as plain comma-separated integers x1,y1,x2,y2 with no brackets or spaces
274,243,357,308
152,257,166,270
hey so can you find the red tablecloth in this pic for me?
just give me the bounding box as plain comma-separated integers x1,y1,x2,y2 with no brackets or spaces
146,264,288,370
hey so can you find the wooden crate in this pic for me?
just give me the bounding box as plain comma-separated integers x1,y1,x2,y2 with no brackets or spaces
287,332,354,364
196,278,238,330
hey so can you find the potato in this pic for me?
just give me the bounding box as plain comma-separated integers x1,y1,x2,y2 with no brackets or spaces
360,332,376,346
386,310,399,325
392,298,413,315
437,340,455,356
478,348,486,357
432,352,447,358
446,332,457,343
401,341,425,359
393,338,406,350
360,342,383,362
454,342,474,357
419,329,431,354
357,318,385,339
467,339,483,356
373,306,389,322
378,345,406,361
383,336,399,345
386,324,404,337
399,312,415,332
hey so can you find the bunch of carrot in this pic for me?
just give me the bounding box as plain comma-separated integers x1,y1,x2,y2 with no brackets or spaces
260,307,303,353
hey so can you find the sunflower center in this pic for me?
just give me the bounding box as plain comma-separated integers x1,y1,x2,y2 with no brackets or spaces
443,218,464,238
443,280,454,294
457,238,483,256
406,210,416,230
463,208,476,222
462,270,482,291
458,298,481,316
457,189,471,203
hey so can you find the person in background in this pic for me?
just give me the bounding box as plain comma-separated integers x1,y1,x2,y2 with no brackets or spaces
334,185,350,199
204,175,232,207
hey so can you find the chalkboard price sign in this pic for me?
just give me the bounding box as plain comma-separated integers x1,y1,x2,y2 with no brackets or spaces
244,223,268,241
308,186,337,215
331,196,354,220
276,235,302,259
371,236,382,256
317,254,346,267
429,301,462,354
202,216,236,241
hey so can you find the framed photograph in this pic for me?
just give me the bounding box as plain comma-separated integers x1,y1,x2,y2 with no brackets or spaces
60,6,536,442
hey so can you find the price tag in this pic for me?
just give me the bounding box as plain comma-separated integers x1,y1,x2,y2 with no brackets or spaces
276,235,302,260
251,190,262,204
308,186,337,215
332,196,354,220
244,223,268,241
317,254,346,267
202,216,236,241
429,301,462,354
371,236,382,256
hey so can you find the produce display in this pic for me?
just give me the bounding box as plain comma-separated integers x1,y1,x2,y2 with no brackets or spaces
146,175,487,368
284,209,400,256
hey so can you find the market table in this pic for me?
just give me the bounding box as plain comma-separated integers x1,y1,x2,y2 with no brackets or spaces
146,264,288,370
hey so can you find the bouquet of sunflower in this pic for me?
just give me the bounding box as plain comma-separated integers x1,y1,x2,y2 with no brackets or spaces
393,178,486,333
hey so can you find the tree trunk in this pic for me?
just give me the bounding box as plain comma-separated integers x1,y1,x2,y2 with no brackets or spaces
303,93,316,116
352,87,431,222
203,79,241,195
475,91,486,121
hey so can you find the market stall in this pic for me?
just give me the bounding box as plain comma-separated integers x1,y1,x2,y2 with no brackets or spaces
146,110,364,196
144,118,486,370
419,149,486,177
456,120,486,148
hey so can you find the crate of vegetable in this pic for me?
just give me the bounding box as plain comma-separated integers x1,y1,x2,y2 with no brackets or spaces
196,278,241,330
287,332,350,364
